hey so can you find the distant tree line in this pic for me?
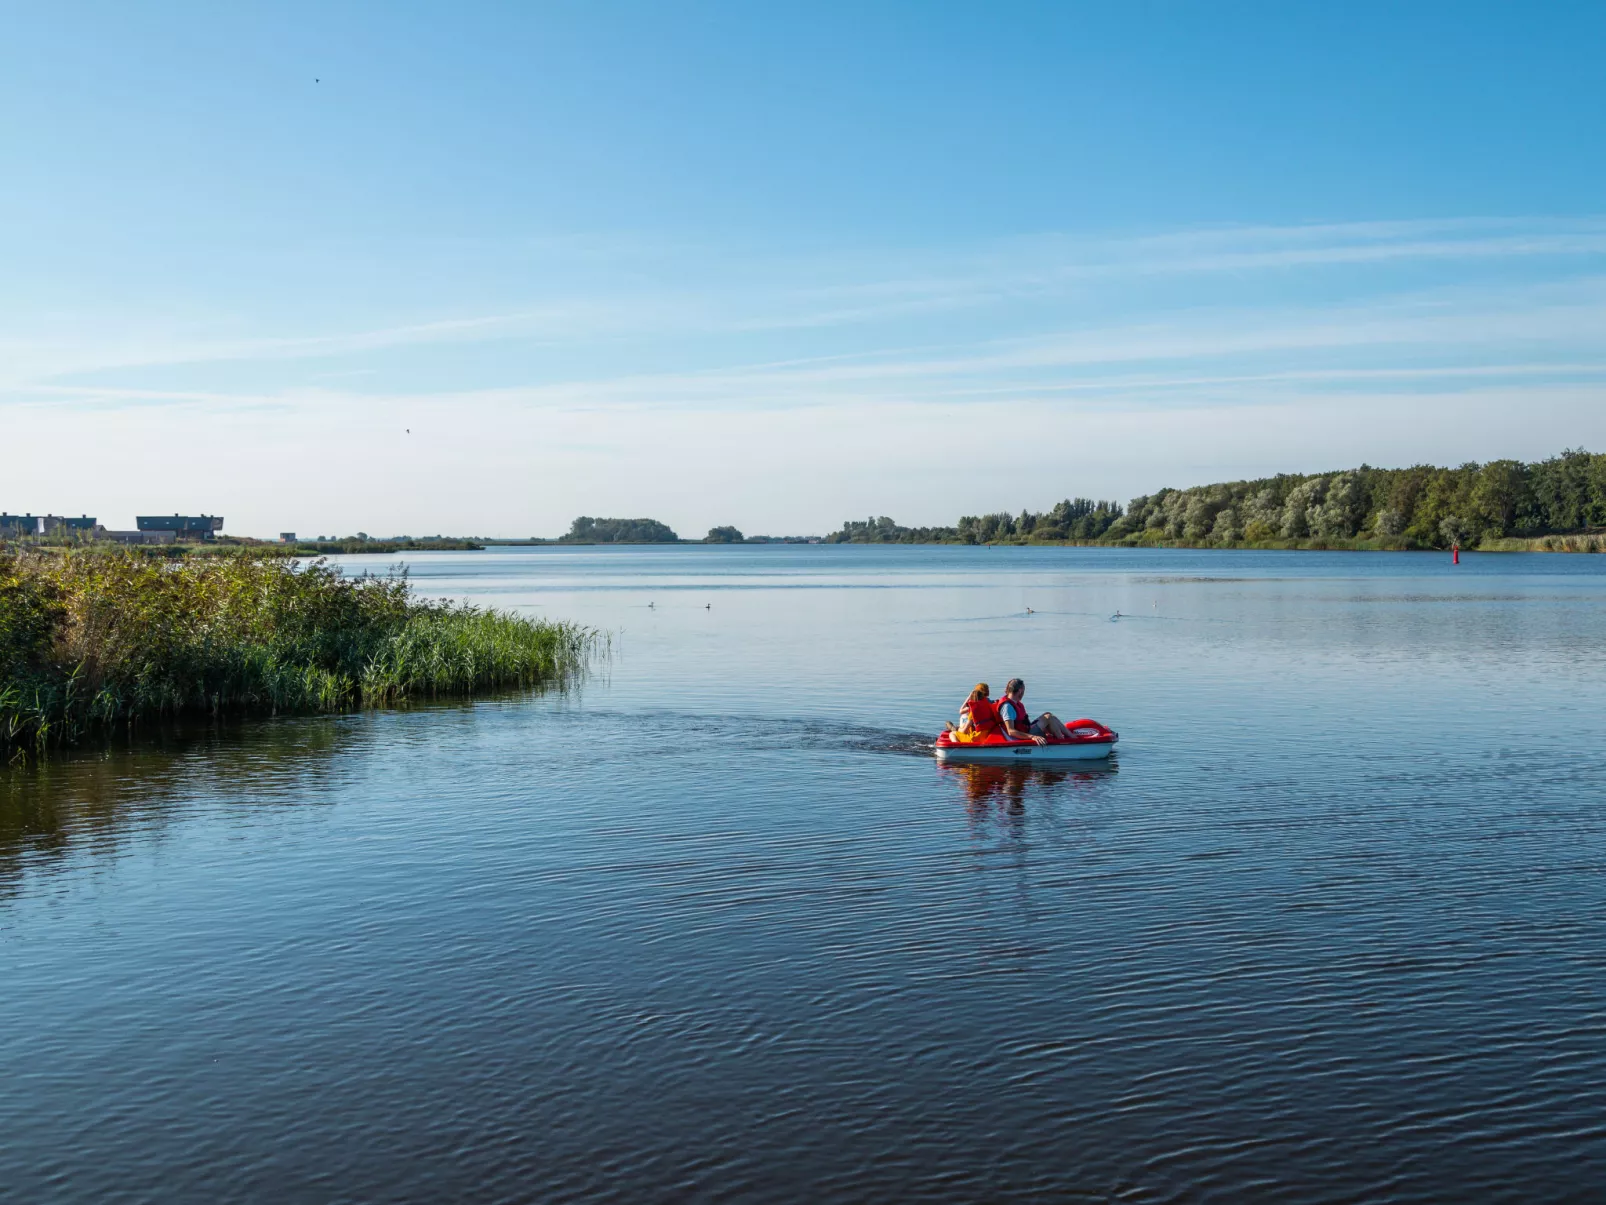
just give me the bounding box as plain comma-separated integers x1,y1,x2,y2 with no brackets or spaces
823,516,967,544
1112,449,1606,548
563,517,679,543
821,450,1606,549
562,451,1605,549
823,499,1122,545
702,527,819,543
959,498,1125,543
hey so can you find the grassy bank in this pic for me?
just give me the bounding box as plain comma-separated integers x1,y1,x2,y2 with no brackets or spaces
1,549,594,757
285,538,484,555
1,536,485,557
1478,533,1606,553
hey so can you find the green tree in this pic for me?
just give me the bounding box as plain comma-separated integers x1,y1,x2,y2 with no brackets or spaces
1470,459,1531,537
1530,448,1606,531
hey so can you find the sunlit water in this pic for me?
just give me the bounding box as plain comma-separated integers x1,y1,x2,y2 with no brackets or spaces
4,546,1605,1202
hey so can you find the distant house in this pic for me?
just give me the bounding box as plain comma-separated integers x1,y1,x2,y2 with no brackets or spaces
280,533,296,543
0,513,41,535
0,513,99,536
136,515,224,541
44,515,99,535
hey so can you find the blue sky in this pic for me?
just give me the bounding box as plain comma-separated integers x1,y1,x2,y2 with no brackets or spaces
5,1,1605,536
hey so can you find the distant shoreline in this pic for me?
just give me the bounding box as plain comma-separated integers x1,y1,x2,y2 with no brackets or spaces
6,533,1600,557
326,534,1606,552
403,534,1606,552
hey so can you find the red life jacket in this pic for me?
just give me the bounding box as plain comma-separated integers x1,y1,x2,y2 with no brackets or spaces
997,696,1031,732
962,697,1000,734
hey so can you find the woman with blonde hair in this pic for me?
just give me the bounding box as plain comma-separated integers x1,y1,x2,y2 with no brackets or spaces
944,683,1000,741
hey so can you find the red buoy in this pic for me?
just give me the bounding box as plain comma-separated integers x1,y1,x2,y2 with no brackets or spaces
1452,542,1460,565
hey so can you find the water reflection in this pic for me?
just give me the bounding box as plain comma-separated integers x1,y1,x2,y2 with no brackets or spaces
0,715,361,896
938,760,1117,819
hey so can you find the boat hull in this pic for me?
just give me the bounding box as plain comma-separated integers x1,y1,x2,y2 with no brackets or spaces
935,740,1114,763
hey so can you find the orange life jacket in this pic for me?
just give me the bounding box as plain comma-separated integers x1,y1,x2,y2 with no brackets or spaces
962,696,1001,736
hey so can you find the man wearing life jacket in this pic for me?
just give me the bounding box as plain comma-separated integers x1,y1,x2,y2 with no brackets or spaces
998,678,1071,744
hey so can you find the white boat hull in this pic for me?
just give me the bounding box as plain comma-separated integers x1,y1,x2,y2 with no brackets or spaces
935,741,1115,763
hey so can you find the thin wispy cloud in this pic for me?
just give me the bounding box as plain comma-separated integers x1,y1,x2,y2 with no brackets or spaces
19,269,1606,417
8,217,1606,390
310,273,1601,414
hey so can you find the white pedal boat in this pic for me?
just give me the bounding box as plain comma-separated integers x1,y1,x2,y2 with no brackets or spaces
934,718,1118,763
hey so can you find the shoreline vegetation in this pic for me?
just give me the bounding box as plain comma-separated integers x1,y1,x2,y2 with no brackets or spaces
284,537,484,555
819,448,1606,553
533,517,812,546
1,549,595,758
555,451,1606,552
0,535,487,557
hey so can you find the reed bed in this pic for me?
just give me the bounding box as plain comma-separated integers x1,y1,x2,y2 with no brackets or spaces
1,549,595,756
1518,533,1604,553
1473,534,1604,553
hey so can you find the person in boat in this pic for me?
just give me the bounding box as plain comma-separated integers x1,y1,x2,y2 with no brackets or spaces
998,678,1072,744
944,683,996,738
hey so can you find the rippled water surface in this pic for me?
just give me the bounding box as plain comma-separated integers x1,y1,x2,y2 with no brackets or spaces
4,546,1606,1202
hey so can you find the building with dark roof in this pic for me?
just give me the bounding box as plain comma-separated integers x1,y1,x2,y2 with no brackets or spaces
136,515,224,540
1,514,99,536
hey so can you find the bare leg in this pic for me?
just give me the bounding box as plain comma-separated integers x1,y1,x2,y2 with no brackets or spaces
1037,712,1071,740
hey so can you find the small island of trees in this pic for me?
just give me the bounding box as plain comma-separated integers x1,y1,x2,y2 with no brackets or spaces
562,517,679,543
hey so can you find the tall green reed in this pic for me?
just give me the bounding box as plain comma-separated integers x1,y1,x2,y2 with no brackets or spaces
1,549,595,757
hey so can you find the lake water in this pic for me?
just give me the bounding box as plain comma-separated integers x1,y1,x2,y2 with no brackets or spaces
4,546,1606,1202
